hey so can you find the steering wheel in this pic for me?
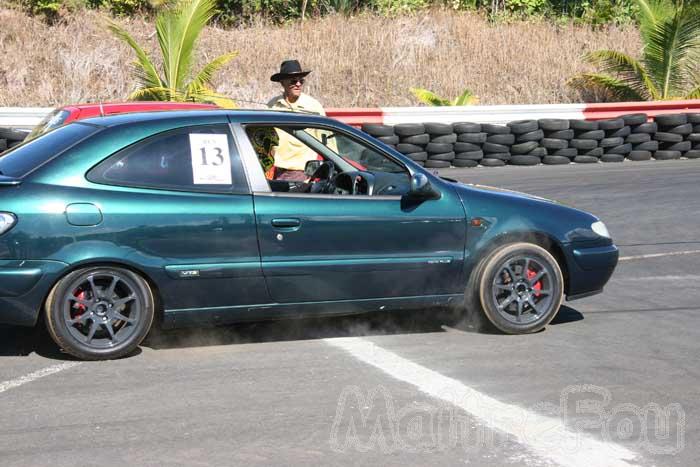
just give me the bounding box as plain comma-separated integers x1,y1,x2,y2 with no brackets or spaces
307,160,335,193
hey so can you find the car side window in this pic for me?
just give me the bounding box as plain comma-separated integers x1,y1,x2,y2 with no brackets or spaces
88,125,247,194
244,124,409,195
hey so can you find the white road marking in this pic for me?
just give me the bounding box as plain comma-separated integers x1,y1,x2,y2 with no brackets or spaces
619,249,700,262
326,337,639,467
0,362,80,395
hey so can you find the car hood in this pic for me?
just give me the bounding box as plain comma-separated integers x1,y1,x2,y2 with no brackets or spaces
464,182,559,204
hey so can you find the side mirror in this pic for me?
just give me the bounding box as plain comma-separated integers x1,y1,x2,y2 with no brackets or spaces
407,173,440,200
304,160,322,177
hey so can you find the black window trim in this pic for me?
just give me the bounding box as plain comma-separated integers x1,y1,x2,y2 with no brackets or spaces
86,124,250,195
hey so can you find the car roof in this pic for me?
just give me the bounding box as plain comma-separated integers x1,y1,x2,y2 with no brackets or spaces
62,102,218,114
79,109,342,128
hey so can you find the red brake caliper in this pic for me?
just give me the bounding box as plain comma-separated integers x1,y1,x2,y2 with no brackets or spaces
527,268,542,297
71,289,88,322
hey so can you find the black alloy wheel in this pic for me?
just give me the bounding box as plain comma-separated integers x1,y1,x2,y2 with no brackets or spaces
45,267,155,360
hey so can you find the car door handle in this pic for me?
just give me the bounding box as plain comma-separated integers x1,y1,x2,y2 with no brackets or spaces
271,218,302,229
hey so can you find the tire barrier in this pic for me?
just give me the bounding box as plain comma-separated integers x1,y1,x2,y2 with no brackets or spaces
362,112,700,168
0,127,29,151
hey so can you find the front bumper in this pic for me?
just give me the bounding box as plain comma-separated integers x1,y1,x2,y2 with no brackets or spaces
565,243,618,300
0,260,67,326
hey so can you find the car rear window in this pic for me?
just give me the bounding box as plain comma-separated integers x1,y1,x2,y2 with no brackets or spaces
0,123,99,177
25,109,71,141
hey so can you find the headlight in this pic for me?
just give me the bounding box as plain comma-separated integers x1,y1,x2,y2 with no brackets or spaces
0,212,16,235
591,221,610,238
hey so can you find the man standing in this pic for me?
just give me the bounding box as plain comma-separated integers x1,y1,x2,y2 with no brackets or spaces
267,60,327,181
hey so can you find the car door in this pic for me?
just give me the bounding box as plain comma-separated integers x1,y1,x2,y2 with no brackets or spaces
232,121,467,304
84,122,270,315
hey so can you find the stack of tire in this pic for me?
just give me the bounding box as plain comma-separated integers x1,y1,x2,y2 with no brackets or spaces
361,123,398,150
569,120,605,163
393,123,430,167
689,114,700,159
506,120,544,166
539,119,575,165
450,122,484,168
481,124,514,167
623,113,657,161
423,123,456,169
653,113,699,160
0,127,28,152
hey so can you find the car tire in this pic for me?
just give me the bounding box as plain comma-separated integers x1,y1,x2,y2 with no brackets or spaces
627,150,652,161
653,150,681,160
573,155,599,163
426,142,454,154
406,151,428,161
424,159,451,168
452,159,478,168
538,119,570,131
632,122,658,134
431,133,458,144
400,133,430,145
453,122,481,133
394,123,425,137
550,148,577,158
655,114,687,127
528,147,547,157
396,143,424,154
601,154,625,162
455,150,484,160
570,139,598,150
576,130,605,141
484,152,511,161
465,243,563,334
429,151,456,161
454,142,482,153
666,123,692,135
483,142,510,153
684,149,700,159
507,120,539,134
687,133,700,143
458,132,488,144
45,266,155,360
569,119,599,131
620,113,648,126
605,143,632,155
376,135,399,145
662,141,691,152
487,133,516,145
542,155,571,165
516,129,544,142
625,133,651,144
510,155,541,166
480,158,506,167
633,141,659,151
424,122,454,135
481,124,511,135
599,137,624,148
607,126,631,138
581,147,604,157
361,124,394,137
598,118,625,130
510,141,539,154
546,129,574,140
541,138,568,150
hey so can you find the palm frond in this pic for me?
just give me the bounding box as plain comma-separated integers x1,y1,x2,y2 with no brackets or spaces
187,89,238,108
108,21,163,90
568,73,646,101
585,50,660,100
644,12,700,98
188,51,239,92
685,84,700,99
410,87,450,106
128,86,185,101
452,89,479,106
157,0,216,92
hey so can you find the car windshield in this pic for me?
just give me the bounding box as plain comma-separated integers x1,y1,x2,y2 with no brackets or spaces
25,109,71,141
0,123,99,177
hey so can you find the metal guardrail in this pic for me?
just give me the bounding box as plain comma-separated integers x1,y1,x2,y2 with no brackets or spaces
0,107,54,129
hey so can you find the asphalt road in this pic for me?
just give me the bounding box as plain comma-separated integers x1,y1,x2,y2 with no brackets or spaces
1,159,699,467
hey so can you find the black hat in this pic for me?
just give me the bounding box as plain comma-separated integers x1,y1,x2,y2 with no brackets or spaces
270,60,311,82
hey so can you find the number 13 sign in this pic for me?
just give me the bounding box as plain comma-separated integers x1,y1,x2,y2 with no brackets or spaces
189,133,232,185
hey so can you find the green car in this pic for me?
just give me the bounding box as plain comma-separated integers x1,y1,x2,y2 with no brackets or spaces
0,110,617,360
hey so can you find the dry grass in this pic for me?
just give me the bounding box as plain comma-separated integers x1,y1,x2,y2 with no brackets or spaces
0,7,641,108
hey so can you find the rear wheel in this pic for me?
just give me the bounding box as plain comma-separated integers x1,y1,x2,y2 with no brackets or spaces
45,266,154,360
466,243,563,334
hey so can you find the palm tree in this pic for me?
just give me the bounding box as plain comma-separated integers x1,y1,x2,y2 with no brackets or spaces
410,87,479,106
569,0,700,101
109,0,238,107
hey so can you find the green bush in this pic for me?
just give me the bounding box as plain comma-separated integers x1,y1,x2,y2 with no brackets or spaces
370,0,428,14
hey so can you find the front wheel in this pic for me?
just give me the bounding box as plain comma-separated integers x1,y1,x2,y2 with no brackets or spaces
466,243,564,334
45,266,155,360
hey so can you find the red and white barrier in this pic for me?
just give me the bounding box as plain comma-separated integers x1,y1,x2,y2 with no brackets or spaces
3,100,700,129
326,99,700,127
